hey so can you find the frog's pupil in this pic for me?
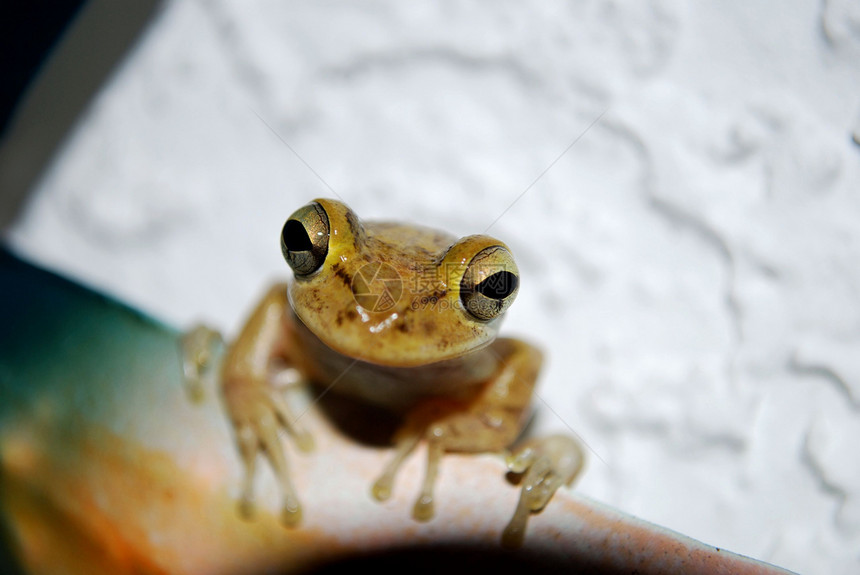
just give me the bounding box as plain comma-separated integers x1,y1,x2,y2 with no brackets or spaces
476,271,518,300
283,220,313,252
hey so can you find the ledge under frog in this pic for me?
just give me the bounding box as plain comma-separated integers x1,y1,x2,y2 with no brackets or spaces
182,198,584,547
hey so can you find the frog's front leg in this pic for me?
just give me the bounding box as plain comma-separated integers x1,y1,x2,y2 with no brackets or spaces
220,283,313,526
371,338,584,545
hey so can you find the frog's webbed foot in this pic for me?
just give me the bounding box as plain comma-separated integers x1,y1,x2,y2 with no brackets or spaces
501,434,584,548
224,379,314,527
180,324,225,402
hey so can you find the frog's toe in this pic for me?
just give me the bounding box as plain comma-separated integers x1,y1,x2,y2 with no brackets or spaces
268,390,315,452
371,476,393,501
505,444,537,474
238,497,255,520
370,431,422,503
412,494,435,522
501,511,528,549
281,500,303,527
294,429,315,453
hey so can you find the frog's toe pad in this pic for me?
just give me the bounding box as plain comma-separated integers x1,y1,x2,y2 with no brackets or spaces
238,498,255,520
412,495,435,522
371,474,396,502
281,502,303,527
295,430,315,453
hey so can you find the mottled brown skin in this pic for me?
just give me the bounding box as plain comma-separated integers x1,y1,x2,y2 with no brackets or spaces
192,198,584,546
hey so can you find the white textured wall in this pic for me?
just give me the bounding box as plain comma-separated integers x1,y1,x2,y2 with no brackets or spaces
8,1,860,573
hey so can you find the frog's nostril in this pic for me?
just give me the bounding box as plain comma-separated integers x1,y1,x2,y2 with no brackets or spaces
283,220,313,252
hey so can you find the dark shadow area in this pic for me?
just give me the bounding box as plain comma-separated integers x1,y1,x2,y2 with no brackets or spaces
0,0,163,231
313,388,403,447
0,1,86,135
0,512,26,575
287,542,634,575
311,378,542,450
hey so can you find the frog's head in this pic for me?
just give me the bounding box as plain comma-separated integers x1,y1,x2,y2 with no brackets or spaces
281,198,520,367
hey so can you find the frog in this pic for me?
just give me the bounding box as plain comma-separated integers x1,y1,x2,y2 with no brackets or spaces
182,198,584,547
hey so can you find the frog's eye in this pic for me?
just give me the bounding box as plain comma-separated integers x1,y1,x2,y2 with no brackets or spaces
281,202,330,276
460,246,519,321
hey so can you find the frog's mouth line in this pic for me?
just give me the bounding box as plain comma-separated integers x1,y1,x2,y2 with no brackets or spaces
289,302,500,371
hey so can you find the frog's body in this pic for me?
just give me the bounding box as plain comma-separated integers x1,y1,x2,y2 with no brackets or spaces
186,198,584,546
